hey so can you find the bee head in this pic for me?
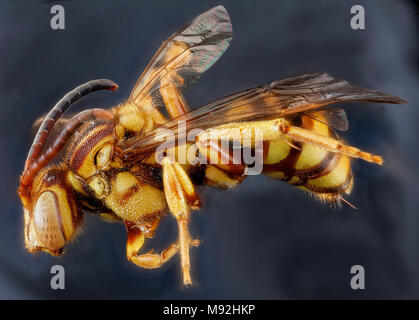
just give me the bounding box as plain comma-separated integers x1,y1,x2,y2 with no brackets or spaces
18,79,118,255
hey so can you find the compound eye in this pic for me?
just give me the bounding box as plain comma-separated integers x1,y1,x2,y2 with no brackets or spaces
33,191,66,251
95,144,113,170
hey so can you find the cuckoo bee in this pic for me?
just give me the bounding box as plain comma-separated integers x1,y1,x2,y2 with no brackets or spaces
18,6,406,285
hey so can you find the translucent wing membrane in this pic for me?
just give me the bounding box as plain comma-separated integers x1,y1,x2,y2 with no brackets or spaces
269,73,406,115
129,5,232,117
121,73,406,160
302,109,349,132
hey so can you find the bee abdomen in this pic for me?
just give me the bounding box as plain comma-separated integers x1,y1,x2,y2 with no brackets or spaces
262,116,353,202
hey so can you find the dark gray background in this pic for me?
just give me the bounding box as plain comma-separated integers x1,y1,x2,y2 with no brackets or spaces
0,0,418,299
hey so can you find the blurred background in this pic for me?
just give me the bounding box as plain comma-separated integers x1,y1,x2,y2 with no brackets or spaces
0,0,418,299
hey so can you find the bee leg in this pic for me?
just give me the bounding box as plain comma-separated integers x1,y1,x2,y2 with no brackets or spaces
204,165,244,189
196,119,383,165
161,157,200,285
126,224,175,269
278,122,383,165
125,221,199,269
196,119,283,146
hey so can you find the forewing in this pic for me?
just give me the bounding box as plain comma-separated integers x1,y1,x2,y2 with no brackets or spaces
122,73,406,159
268,73,406,115
129,5,232,117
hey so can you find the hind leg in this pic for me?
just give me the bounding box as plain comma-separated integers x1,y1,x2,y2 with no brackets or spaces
196,119,383,165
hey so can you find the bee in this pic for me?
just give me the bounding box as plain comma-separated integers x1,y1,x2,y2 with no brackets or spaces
18,6,406,285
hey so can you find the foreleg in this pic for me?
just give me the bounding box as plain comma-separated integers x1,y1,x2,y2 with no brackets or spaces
125,221,199,269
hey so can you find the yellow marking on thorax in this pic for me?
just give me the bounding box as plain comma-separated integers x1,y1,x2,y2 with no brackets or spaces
103,171,166,222
115,100,164,130
115,103,145,132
